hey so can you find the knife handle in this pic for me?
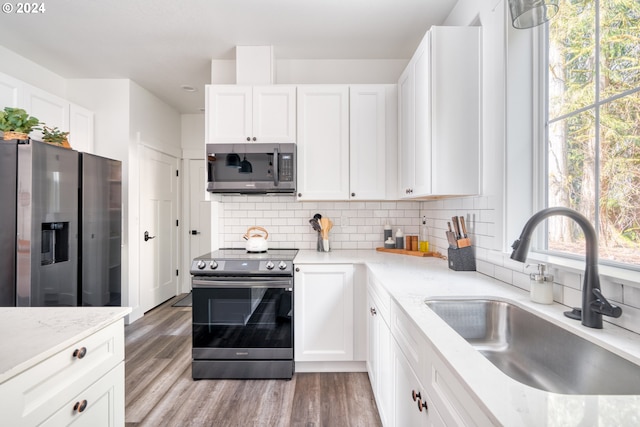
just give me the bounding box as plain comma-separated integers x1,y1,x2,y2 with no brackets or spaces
447,222,453,233
459,216,468,238
452,217,462,239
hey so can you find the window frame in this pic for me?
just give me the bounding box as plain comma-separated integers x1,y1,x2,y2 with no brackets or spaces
533,0,640,272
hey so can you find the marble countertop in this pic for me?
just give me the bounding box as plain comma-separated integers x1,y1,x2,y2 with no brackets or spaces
295,249,640,425
0,306,131,384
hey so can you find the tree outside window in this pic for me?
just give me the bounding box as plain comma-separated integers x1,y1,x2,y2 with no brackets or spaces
546,0,640,265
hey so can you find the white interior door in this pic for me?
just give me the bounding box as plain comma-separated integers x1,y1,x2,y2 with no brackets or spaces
140,146,178,312
188,158,212,273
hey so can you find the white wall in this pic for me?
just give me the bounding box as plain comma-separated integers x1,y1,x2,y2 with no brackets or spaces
0,45,67,99
181,113,206,156
67,78,182,323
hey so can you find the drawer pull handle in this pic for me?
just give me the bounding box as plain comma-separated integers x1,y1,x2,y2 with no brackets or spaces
73,399,88,413
411,390,422,401
417,398,428,412
73,347,87,359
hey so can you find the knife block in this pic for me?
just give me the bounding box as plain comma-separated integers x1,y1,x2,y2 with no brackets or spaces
447,246,476,271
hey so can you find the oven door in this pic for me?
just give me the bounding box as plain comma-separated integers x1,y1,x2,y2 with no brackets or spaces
192,277,293,360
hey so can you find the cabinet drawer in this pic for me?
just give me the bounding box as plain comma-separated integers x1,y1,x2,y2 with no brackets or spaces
424,343,493,426
367,273,391,325
390,301,426,380
1,319,124,426
42,362,124,427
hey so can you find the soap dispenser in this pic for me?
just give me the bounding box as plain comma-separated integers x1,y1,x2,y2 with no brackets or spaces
529,264,554,304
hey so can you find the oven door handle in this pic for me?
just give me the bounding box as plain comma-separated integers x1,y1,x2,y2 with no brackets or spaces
192,279,292,289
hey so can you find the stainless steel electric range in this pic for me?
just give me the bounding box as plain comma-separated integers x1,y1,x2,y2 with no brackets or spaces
190,248,297,380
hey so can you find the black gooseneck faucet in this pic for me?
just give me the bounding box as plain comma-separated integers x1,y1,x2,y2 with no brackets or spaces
510,207,622,329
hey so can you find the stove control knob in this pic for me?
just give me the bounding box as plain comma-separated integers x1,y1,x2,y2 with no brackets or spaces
278,261,288,270
265,261,275,270
196,260,206,270
209,261,218,270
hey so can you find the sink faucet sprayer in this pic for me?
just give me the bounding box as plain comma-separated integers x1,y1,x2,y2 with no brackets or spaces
510,207,622,329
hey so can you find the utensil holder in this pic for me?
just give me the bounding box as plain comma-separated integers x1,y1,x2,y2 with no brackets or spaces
447,246,476,271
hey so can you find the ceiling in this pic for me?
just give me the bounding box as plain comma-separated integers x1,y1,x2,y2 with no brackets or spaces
0,0,458,114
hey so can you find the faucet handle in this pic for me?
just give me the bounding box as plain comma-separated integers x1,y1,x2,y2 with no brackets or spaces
591,288,623,318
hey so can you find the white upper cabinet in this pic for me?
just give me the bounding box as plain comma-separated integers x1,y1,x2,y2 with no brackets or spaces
206,85,296,144
296,85,350,200
0,73,94,152
398,62,416,198
349,85,396,200
69,103,95,153
297,84,397,201
22,85,70,142
398,26,481,198
0,72,22,109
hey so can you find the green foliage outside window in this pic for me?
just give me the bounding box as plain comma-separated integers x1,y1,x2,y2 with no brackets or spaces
547,0,640,264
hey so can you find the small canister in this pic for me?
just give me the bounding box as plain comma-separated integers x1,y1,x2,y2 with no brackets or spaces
395,229,404,249
384,222,392,242
384,237,396,249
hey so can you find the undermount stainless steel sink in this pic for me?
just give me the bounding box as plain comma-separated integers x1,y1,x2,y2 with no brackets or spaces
424,298,640,395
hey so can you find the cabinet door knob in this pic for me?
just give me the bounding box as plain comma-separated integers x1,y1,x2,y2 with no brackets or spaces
252,137,257,141
246,137,251,141
412,390,422,401
370,307,377,316
351,192,355,197
295,267,300,272
73,399,88,413
297,193,302,198
72,347,87,359
417,398,428,412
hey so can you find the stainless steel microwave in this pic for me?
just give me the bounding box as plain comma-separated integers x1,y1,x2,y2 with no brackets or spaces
206,143,296,194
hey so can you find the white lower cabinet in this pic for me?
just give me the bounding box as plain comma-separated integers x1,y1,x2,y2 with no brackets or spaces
423,344,494,426
366,277,493,426
42,362,124,427
1,319,125,426
392,339,445,427
294,264,355,361
367,283,393,426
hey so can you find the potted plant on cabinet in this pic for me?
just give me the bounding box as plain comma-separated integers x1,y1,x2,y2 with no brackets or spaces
0,107,41,140
42,126,71,149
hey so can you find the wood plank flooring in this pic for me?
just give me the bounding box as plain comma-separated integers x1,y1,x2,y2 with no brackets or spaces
124,295,382,427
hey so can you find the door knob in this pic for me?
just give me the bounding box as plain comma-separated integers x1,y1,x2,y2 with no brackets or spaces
144,231,156,242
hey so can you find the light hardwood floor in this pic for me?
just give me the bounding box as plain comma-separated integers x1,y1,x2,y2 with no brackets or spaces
124,294,382,427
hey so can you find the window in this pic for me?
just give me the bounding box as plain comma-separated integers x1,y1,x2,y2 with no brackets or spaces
545,0,640,266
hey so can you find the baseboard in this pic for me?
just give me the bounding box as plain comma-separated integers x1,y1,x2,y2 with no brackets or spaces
294,361,367,373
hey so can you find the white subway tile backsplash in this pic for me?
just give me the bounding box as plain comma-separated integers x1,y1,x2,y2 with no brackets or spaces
217,193,640,334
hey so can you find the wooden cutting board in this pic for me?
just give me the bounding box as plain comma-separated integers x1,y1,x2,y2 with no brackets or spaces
376,247,446,259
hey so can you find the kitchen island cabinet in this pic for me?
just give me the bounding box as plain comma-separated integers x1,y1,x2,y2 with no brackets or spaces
0,307,130,426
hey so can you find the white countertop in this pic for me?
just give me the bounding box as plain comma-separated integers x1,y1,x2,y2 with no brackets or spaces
0,306,131,384
295,250,640,425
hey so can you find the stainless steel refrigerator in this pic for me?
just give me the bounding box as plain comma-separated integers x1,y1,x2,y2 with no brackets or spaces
79,153,122,306
0,139,121,307
14,139,79,306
